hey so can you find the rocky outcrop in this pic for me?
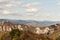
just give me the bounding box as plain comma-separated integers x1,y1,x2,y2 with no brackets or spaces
0,21,60,35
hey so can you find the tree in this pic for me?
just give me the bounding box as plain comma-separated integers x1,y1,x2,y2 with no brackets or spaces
50,25,57,30
10,29,21,40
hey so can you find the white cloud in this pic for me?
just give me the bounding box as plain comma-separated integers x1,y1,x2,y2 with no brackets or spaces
2,10,10,14
23,2,42,13
0,0,23,15
0,0,9,2
25,2,39,7
1,10,20,15
56,2,60,5
5,1,23,7
0,1,23,9
25,8,39,13
23,2,41,8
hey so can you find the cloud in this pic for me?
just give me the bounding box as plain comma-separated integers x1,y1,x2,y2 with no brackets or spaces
0,0,23,16
23,2,42,13
0,0,9,2
0,10,20,15
5,1,23,7
0,1,23,9
23,2,41,8
56,2,60,5
0,0,23,15
25,8,39,13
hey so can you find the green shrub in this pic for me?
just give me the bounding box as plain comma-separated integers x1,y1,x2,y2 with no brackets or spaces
56,36,60,40
10,29,21,40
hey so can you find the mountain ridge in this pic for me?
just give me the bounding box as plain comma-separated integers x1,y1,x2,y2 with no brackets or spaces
0,19,60,27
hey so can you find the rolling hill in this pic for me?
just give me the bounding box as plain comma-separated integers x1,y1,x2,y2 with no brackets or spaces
0,19,60,27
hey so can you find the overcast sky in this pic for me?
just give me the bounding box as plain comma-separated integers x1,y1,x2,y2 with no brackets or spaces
0,0,60,21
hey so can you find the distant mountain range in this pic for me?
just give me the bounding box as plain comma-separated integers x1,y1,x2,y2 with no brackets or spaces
0,19,60,27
